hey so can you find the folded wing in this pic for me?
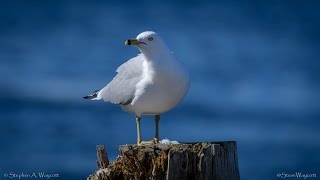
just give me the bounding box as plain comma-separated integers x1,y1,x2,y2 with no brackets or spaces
94,55,144,105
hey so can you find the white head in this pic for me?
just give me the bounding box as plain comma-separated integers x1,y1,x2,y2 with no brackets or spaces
125,31,170,56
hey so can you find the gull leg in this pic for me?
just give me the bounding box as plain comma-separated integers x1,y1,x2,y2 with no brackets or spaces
154,115,160,144
136,116,142,145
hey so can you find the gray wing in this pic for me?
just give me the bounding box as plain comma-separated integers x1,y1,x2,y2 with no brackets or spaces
97,55,144,105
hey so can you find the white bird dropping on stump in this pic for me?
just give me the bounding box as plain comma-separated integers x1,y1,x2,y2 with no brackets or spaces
84,31,190,144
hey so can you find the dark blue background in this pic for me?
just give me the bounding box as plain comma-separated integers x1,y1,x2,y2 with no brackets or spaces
1,0,319,179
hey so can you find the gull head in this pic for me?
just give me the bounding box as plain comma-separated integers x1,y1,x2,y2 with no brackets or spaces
125,31,169,55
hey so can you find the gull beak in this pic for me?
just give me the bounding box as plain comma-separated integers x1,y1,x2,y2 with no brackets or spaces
125,39,142,46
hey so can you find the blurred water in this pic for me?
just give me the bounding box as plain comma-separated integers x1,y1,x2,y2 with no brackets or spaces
1,0,320,179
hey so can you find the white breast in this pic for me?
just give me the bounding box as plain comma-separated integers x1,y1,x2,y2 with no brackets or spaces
121,57,190,116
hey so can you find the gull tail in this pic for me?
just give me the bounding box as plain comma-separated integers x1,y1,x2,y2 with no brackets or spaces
83,90,100,100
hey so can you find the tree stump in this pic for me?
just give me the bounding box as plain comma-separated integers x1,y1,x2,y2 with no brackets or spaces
87,141,240,180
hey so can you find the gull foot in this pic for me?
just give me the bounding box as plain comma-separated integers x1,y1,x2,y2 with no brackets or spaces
137,140,142,145
139,139,158,145
140,140,154,145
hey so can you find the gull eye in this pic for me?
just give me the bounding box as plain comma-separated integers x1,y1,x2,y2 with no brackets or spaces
147,37,153,41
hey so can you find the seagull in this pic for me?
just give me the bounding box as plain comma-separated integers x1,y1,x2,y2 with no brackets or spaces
84,31,190,144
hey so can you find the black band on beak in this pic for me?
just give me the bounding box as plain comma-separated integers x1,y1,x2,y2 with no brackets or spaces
125,39,141,46
125,39,131,45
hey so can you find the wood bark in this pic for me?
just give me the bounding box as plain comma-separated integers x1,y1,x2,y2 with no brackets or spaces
88,142,240,180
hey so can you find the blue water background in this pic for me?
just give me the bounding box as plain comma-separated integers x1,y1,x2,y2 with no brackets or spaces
1,0,320,179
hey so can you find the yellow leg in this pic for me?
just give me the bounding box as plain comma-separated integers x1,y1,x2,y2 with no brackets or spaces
136,116,142,144
154,115,160,143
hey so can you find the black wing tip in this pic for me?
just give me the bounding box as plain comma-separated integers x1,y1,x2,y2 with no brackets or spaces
83,96,91,99
82,95,97,100
83,90,100,100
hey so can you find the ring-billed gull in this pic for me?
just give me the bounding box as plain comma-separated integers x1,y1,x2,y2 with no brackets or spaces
84,31,190,144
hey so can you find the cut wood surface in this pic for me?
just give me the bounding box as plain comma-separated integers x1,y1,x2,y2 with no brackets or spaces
87,141,240,180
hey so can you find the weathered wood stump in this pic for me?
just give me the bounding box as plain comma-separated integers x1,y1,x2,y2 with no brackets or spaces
87,141,240,180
